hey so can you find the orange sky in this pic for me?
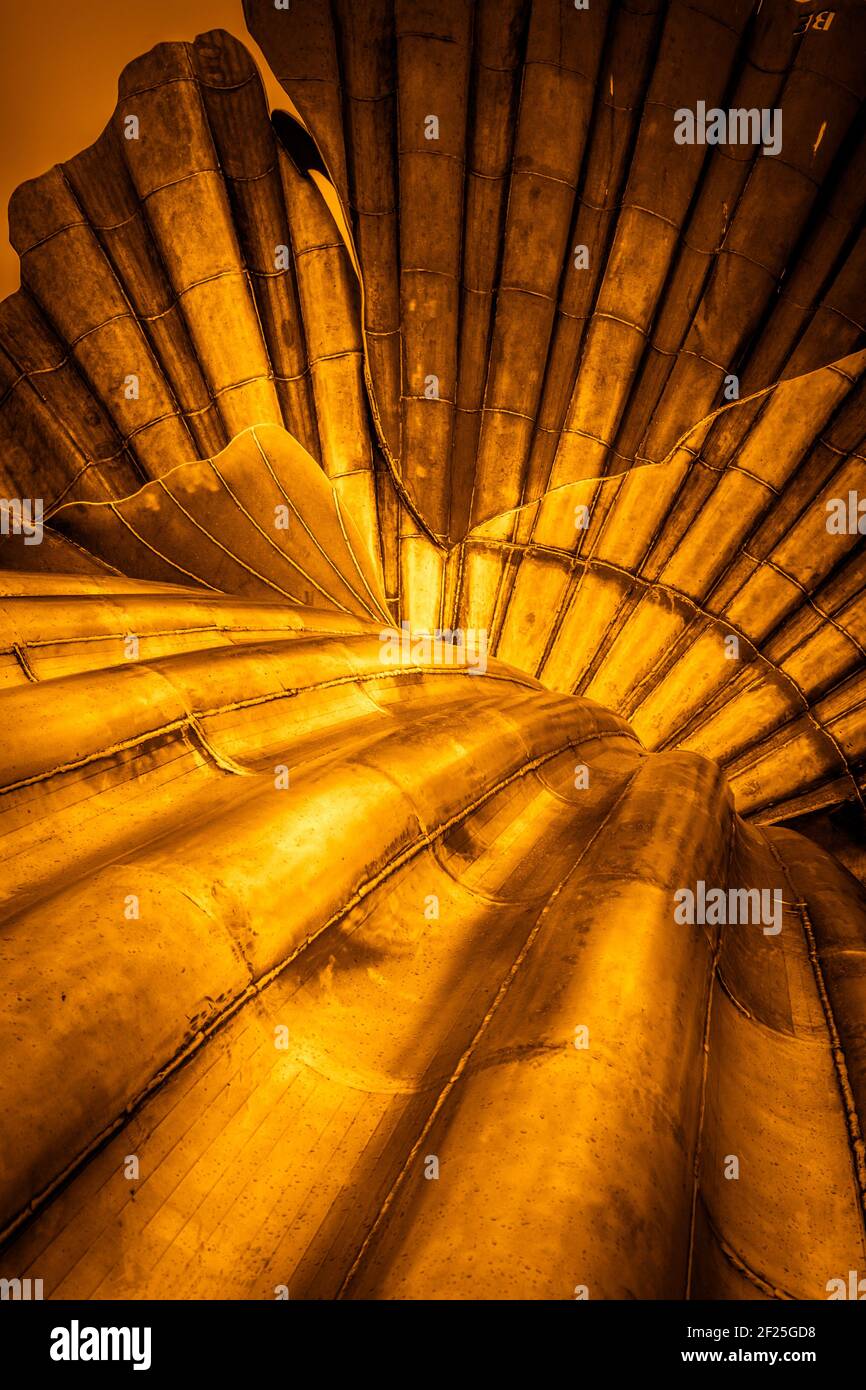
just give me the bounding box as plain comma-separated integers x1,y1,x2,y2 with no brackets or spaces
0,0,288,300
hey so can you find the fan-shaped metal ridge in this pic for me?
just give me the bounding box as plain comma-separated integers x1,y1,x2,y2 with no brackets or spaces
1,4,866,1303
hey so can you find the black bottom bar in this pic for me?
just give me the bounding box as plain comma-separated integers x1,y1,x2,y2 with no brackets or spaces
2,1297,861,1376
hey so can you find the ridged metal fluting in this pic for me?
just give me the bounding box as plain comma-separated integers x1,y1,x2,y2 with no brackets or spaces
1,3,866,1301
245,0,866,827
1,10,864,821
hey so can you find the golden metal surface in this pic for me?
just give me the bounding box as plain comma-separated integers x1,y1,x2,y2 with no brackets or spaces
1,6,865,1300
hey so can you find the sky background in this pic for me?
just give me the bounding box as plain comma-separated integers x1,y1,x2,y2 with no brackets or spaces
0,0,288,299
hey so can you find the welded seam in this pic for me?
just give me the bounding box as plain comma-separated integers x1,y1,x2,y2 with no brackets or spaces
526,550,865,817
331,489,391,622
184,718,255,777
0,664,564,798
685,808,737,1300
11,644,37,683
335,762,645,1298
207,455,369,618
768,835,866,1233
713,967,752,1020
95,506,225,592
0,731,613,1252
1,622,371,654
700,1205,797,1301
250,427,385,617
684,923,723,1300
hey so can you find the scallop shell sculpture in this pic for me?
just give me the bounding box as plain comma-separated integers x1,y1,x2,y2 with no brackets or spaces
0,4,865,1300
